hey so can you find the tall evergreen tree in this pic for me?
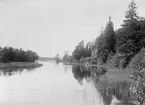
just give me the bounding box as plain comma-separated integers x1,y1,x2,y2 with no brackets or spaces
104,17,116,53
116,0,144,66
117,0,144,53
96,17,116,63
125,0,138,21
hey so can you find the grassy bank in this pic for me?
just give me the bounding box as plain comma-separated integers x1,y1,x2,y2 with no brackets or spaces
64,61,127,70
0,62,43,69
64,61,131,82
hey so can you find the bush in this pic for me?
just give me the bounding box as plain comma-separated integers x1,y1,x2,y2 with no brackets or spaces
129,59,145,105
108,53,120,67
106,52,114,65
129,48,145,71
119,58,126,68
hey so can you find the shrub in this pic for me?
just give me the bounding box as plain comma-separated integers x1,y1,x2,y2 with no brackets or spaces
129,59,145,105
106,52,114,65
129,48,145,71
108,53,120,67
119,58,126,68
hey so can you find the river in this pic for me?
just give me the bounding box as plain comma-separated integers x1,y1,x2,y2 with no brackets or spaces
0,61,131,105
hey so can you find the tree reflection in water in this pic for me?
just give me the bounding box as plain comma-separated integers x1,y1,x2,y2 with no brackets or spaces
72,66,91,85
71,65,133,105
0,67,37,76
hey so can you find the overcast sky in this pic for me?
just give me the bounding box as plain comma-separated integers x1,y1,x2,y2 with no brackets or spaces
0,0,144,57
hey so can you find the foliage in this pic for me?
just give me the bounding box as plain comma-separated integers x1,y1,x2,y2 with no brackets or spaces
0,46,39,63
63,51,69,62
71,0,145,69
108,53,120,67
125,0,139,21
119,58,126,69
129,48,145,71
129,59,145,105
106,52,114,65
72,41,92,61
95,17,116,64
116,0,145,67
85,42,92,57
70,1,145,105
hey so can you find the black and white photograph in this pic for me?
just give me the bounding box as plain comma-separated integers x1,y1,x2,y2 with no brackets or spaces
0,0,144,105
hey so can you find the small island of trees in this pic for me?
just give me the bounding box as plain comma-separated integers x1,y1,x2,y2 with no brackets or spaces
0,46,39,63
0,46,42,69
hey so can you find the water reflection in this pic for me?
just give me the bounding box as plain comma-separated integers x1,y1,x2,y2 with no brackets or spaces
0,67,37,76
72,66,91,85
72,66,107,85
71,65,133,105
63,63,70,72
97,80,132,105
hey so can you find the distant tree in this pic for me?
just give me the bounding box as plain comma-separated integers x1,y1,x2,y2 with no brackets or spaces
63,51,69,62
55,54,60,62
0,46,39,63
72,41,88,61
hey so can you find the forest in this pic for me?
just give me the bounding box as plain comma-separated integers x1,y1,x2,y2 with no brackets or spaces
63,0,145,69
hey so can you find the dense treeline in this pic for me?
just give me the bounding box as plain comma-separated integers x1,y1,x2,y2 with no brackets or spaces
0,46,39,63
63,0,145,69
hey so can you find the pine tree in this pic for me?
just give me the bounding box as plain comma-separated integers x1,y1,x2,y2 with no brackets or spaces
104,16,116,53
117,0,141,54
116,0,144,67
125,0,138,21
96,17,116,63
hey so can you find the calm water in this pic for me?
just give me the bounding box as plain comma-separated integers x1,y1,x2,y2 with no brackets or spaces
0,61,131,105
0,61,103,105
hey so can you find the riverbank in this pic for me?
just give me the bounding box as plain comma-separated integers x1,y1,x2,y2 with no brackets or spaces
64,61,131,82
63,62,122,70
0,62,43,69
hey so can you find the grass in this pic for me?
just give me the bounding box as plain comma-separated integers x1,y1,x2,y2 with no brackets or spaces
0,62,43,69
101,68,131,82
70,62,131,82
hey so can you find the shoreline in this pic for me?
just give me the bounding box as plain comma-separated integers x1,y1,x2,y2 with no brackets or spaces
63,61,118,69
0,62,43,69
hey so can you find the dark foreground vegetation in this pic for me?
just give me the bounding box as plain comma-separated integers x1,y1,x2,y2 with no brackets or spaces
62,1,145,105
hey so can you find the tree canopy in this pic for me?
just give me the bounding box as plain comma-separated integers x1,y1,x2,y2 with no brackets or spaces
70,0,145,68
0,46,39,63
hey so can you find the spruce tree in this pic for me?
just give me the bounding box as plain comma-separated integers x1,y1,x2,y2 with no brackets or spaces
117,0,141,55
125,0,138,21
95,17,116,64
